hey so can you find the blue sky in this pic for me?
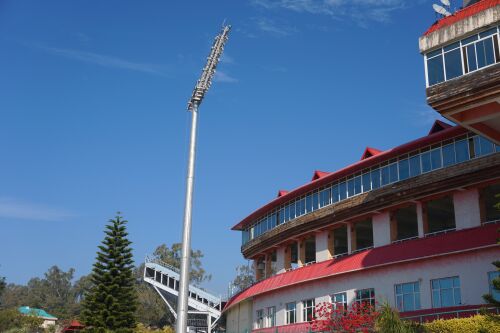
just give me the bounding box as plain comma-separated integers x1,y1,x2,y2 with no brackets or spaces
0,0,447,294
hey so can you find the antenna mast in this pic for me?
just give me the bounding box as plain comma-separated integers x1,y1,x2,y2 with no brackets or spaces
176,24,231,333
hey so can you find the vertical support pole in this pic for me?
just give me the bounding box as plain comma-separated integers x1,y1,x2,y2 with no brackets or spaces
207,314,212,333
176,103,199,333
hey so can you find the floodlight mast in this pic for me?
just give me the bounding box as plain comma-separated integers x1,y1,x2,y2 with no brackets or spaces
176,24,231,333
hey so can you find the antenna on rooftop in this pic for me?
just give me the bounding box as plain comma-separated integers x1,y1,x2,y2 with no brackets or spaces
433,3,452,17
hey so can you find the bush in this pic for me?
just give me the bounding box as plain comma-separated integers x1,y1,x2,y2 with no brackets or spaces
423,314,500,333
134,323,174,333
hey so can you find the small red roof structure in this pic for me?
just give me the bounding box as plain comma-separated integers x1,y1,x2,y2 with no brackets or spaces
428,120,452,135
360,147,383,160
423,0,500,36
277,190,288,197
62,320,84,332
311,170,330,181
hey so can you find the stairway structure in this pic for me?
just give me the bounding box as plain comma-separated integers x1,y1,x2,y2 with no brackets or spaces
143,256,224,333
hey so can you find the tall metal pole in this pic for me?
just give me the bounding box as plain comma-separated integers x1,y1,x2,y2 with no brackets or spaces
176,25,230,333
177,102,198,333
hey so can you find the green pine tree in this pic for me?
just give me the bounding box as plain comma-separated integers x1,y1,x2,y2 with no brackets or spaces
81,213,137,333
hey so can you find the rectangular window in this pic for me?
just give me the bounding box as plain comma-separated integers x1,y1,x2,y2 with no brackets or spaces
389,163,399,183
425,196,456,234
339,182,347,200
279,208,285,225
306,194,313,213
355,288,375,307
286,302,296,324
465,44,478,72
381,165,390,186
409,155,421,177
256,309,264,329
312,192,319,211
444,48,463,80
398,159,410,181
320,187,331,207
476,37,495,68
488,271,500,302
333,225,348,256
332,292,347,311
355,219,373,250
393,205,418,241
347,178,355,198
480,183,500,222
331,185,339,204
431,276,461,308
299,198,306,216
289,203,296,221
395,281,421,312
266,306,276,327
421,151,432,173
427,54,445,86
455,139,469,163
302,299,315,322
285,205,291,222
371,169,381,189
362,173,371,192
354,176,362,195
442,143,455,167
431,148,442,170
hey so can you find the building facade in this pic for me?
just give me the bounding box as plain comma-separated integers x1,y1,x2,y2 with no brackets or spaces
222,1,500,332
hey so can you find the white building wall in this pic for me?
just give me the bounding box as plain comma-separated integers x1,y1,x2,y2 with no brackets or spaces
453,189,481,230
248,248,497,328
372,212,391,247
315,230,330,262
276,247,286,274
226,299,253,333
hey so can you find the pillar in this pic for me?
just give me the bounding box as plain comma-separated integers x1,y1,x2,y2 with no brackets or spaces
416,201,426,237
315,230,330,262
298,239,305,267
454,189,481,230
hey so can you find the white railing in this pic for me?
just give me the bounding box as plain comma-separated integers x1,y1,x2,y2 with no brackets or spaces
145,254,180,273
391,236,419,244
424,228,456,238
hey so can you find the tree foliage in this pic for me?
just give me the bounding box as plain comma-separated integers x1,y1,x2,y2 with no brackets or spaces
231,264,255,293
152,243,211,286
0,308,44,333
80,213,137,332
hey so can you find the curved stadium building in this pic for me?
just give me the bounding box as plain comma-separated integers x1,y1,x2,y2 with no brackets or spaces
222,1,500,332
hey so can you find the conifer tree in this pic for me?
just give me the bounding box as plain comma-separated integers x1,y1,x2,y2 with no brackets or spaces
81,213,137,332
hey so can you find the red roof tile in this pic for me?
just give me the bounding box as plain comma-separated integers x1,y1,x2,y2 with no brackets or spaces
312,170,331,181
423,0,500,36
361,147,383,160
223,224,499,312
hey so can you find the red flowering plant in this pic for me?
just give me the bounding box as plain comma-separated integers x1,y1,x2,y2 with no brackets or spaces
310,301,379,333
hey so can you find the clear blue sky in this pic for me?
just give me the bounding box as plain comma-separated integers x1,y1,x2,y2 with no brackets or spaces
0,0,447,294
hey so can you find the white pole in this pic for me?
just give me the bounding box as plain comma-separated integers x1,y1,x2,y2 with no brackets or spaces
176,102,199,333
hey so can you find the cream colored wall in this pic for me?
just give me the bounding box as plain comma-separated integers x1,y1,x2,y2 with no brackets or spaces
226,299,253,333
454,189,481,230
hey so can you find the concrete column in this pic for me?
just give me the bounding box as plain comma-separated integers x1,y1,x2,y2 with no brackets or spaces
253,260,261,281
276,246,286,274
372,212,391,247
298,240,305,267
328,230,335,257
416,202,425,237
454,189,481,230
347,222,353,253
315,230,330,262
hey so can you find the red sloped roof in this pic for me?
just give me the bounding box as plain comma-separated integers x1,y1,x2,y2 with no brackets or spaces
231,124,467,231
223,224,499,312
423,0,500,36
311,170,331,181
361,147,383,160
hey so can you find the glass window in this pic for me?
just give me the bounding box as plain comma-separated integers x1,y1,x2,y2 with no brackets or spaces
480,183,500,223
444,48,463,80
355,288,375,307
320,188,331,207
479,27,497,38
285,205,291,222
289,203,296,221
393,205,418,241
395,281,421,312
333,225,348,256
389,163,399,183
354,176,362,195
398,159,409,181
312,192,319,211
331,185,339,204
480,136,494,155
455,139,469,163
256,309,264,329
426,196,456,234
339,182,347,200
431,276,461,308
477,37,495,68
431,148,442,170
332,292,347,311
442,143,456,167
409,155,421,177
299,198,306,216
279,208,285,225
371,169,381,189
355,219,373,250
381,165,390,186
421,151,432,173
270,213,277,229
347,178,355,198
306,194,313,213
286,302,296,324
266,306,276,327
362,173,371,192
302,299,315,322
427,55,445,86
466,44,477,72
488,271,500,302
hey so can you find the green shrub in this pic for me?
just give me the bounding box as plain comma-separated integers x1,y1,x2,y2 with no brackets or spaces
423,314,500,333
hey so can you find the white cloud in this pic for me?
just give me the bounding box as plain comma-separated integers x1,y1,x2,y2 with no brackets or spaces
28,43,168,76
254,17,297,36
214,70,238,83
0,198,75,222
252,0,409,23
